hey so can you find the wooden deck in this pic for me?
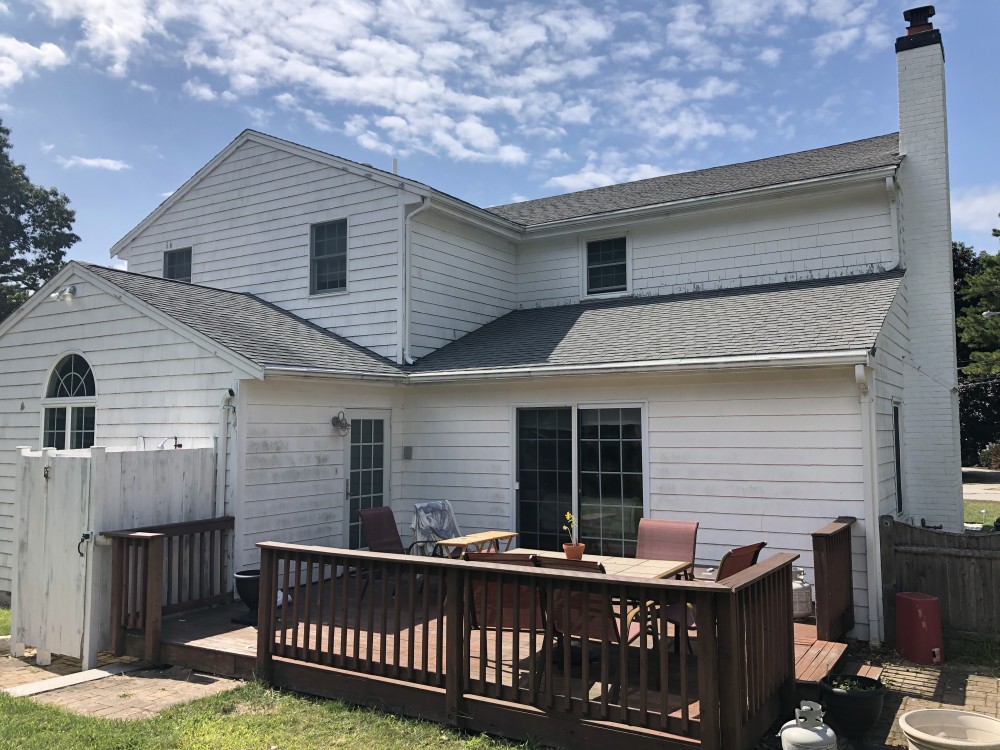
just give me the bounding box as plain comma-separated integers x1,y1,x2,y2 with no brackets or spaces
158,604,846,695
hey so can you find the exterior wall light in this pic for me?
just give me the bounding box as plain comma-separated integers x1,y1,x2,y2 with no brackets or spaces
49,285,76,301
331,411,351,436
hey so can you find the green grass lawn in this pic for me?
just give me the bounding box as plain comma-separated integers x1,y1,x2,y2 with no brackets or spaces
0,606,9,637
0,682,532,750
964,498,1000,525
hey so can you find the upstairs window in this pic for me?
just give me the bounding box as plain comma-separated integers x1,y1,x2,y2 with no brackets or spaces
310,219,348,294
586,236,627,295
42,354,96,450
164,248,192,282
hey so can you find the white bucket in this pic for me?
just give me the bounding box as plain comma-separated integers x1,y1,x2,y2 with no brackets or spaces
899,709,1000,750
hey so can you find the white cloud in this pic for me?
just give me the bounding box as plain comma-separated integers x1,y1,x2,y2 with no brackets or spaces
40,142,54,153
183,78,217,101
758,47,782,66
546,150,665,192
952,187,1000,243
0,3,10,15
275,92,333,132
0,36,67,88
130,80,156,93
57,155,131,170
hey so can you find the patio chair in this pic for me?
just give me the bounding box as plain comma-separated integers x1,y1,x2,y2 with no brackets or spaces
357,506,429,599
410,500,463,557
636,519,699,579
534,556,646,703
664,541,768,651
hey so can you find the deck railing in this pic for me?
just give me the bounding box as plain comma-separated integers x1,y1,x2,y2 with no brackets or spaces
256,542,797,750
811,516,856,642
105,516,235,662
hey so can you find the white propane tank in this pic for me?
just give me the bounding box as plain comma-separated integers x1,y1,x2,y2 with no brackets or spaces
779,701,838,750
792,566,813,620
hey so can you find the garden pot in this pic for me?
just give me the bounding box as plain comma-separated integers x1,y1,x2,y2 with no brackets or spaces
563,543,585,560
899,709,1000,750
232,568,261,626
819,674,886,739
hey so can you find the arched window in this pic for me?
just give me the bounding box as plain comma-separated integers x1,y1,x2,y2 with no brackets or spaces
42,354,96,450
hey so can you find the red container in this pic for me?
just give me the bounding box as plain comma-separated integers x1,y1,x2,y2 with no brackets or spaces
896,592,944,665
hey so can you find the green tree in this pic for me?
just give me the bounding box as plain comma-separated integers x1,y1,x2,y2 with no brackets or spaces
953,240,982,369
0,119,79,321
957,242,1000,378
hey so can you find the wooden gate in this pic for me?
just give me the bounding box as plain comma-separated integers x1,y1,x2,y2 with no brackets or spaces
12,446,217,668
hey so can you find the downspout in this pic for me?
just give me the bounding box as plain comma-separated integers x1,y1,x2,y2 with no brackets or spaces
216,387,235,518
401,197,431,365
855,362,884,644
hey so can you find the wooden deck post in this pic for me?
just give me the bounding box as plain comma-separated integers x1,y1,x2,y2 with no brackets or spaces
695,592,723,750
444,566,465,727
256,546,276,682
109,537,125,656
144,535,165,664
713,591,743,750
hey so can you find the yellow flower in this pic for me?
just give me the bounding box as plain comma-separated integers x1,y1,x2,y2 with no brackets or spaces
565,512,573,521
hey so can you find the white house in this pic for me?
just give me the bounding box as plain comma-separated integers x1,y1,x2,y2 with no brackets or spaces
0,8,959,642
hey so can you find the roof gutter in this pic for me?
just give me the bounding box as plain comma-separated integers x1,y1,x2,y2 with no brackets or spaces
519,166,899,237
262,365,405,382
406,349,874,383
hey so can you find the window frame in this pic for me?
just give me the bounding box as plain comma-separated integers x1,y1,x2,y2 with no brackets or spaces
40,352,97,451
163,247,192,283
580,232,631,299
309,218,350,296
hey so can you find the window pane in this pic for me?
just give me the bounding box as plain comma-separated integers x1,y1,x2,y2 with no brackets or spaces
47,354,95,398
310,220,347,293
43,408,66,449
586,236,627,294
163,248,192,282
70,406,96,449
517,408,572,551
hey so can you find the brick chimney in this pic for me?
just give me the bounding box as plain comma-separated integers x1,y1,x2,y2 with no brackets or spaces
894,5,962,530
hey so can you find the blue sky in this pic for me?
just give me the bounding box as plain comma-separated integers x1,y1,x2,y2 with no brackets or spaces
1,0,998,267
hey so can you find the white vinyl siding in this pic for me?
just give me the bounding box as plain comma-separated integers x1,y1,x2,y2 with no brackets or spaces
400,368,872,637
122,140,403,358
235,379,403,573
517,182,895,307
0,274,251,596
874,284,909,518
409,210,516,359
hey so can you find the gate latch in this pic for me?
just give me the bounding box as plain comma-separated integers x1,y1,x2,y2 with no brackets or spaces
77,532,92,557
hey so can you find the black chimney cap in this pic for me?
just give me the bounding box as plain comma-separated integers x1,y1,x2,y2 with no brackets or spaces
903,6,935,27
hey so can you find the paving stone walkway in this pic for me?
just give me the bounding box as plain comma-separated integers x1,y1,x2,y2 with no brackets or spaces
32,665,241,720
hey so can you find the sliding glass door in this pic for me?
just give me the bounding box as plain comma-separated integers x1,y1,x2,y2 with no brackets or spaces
516,405,644,555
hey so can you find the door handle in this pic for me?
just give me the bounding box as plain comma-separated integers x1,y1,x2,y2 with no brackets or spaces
77,532,92,557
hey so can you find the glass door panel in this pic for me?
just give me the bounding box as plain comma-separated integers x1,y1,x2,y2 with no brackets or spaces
348,417,386,549
578,407,643,556
517,408,572,551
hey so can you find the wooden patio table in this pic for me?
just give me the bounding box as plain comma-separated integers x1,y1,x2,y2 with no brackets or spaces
434,530,519,556
511,547,690,579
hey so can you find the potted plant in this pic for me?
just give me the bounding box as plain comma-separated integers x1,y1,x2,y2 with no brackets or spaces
819,673,886,740
562,512,585,559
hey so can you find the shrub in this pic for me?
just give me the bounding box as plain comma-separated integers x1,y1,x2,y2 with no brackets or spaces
978,443,1000,469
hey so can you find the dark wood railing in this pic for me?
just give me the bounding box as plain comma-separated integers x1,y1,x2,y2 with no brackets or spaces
105,516,235,662
812,516,856,641
256,542,797,750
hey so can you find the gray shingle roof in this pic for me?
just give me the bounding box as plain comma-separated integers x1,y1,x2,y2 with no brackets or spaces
488,134,901,226
409,271,904,374
83,264,402,376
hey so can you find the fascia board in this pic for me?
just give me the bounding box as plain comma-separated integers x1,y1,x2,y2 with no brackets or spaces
0,263,81,339
405,349,872,383
520,166,899,239
262,366,405,382
70,264,265,380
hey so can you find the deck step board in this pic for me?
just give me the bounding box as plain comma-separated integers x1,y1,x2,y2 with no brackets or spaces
840,661,883,681
794,640,848,684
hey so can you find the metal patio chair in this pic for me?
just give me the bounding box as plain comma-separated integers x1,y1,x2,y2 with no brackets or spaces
636,519,699,579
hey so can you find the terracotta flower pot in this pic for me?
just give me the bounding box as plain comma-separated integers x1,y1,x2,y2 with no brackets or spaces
563,543,585,560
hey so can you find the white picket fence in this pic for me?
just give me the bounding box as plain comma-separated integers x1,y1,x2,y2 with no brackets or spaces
12,446,217,669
